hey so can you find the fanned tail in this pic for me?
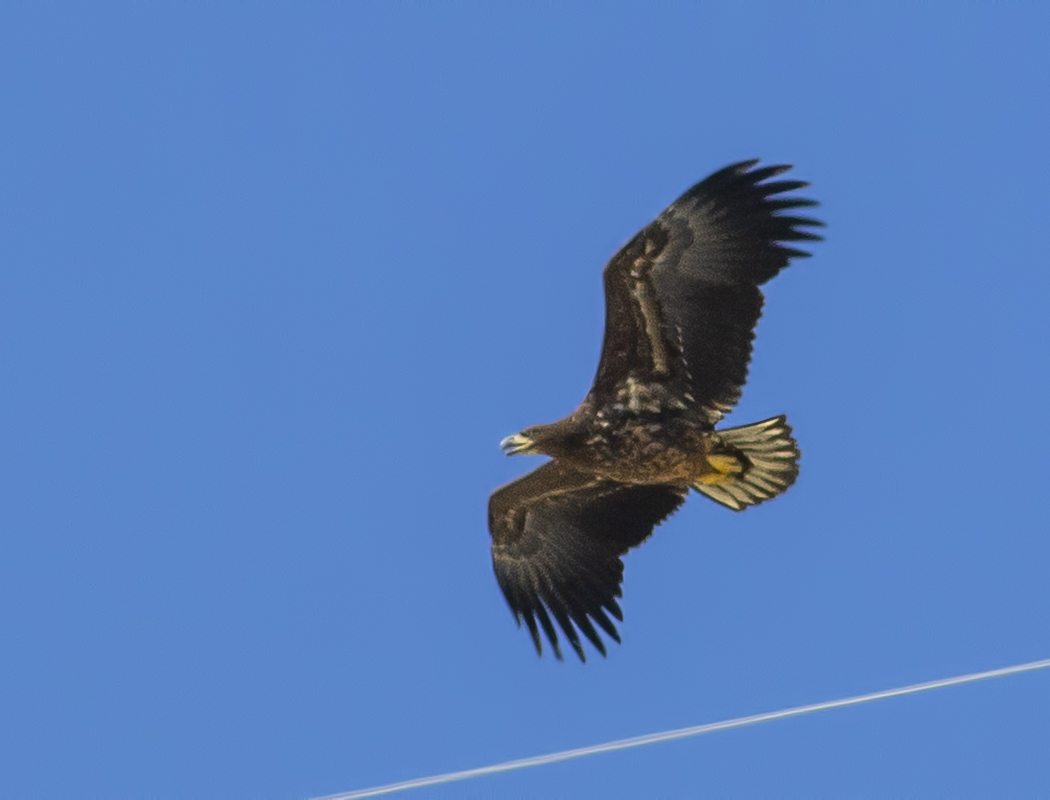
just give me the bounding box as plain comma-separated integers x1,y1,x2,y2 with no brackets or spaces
693,415,800,511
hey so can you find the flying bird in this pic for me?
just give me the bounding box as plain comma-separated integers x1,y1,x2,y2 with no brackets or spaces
489,160,822,661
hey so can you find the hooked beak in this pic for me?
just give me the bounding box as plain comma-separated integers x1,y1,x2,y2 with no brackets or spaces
500,433,535,456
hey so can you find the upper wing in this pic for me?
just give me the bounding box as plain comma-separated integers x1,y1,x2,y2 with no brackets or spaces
489,461,685,661
591,160,823,424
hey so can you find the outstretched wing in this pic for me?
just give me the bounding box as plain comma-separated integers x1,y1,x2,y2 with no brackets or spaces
591,160,823,424
489,461,685,661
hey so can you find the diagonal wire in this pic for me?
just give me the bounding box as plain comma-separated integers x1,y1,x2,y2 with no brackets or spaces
312,656,1050,800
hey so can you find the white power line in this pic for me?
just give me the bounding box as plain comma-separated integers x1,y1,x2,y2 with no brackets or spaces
313,656,1050,800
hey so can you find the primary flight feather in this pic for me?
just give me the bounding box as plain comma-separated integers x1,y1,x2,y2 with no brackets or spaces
489,160,822,661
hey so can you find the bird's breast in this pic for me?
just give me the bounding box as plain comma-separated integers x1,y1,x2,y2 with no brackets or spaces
575,414,712,486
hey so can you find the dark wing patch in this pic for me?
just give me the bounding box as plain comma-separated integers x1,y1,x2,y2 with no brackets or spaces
489,462,686,661
593,161,822,423
592,222,675,392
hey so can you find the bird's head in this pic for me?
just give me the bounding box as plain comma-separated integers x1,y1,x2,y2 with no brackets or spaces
500,418,587,458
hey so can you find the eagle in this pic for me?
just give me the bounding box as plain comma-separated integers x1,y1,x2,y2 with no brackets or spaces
488,160,823,661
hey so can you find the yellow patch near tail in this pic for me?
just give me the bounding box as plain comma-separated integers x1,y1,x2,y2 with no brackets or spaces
692,415,800,512
695,453,745,485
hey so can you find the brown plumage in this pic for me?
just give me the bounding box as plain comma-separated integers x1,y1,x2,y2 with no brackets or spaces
489,160,823,660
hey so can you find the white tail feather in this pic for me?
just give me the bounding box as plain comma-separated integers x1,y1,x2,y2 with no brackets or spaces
693,415,800,511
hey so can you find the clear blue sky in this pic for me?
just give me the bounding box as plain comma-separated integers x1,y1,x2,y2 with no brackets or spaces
2,5,1048,799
